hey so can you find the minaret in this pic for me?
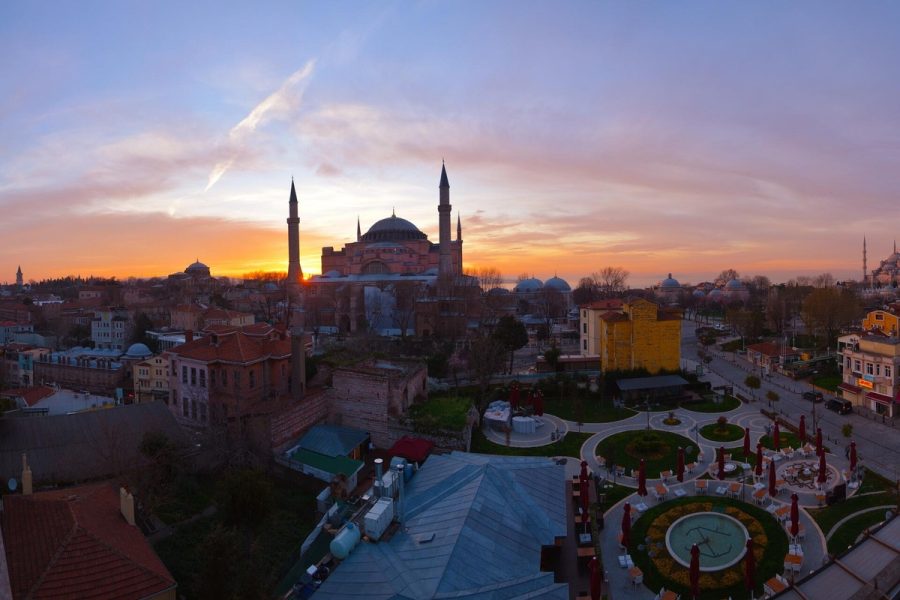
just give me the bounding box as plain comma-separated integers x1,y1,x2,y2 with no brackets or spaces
286,179,305,400
863,237,867,287
357,217,361,242
16,266,23,290
438,162,452,278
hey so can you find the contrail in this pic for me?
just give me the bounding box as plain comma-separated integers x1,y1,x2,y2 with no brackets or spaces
205,59,316,192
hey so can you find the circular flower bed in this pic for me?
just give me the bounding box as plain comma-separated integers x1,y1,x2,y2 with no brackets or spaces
699,423,744,442
630,498,789,599
596,430,698,475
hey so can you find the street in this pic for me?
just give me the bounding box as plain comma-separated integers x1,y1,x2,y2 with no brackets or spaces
681,319,900,483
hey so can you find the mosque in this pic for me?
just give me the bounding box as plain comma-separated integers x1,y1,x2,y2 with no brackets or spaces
866,239,900,287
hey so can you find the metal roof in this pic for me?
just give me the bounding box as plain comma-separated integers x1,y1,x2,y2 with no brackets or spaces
314,452,568,599
297,424,369,458
289,449,363,477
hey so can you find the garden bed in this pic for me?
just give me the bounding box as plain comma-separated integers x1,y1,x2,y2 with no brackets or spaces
682,395,741,413
699,423,744,442
469,428,592,458
595,430,699,475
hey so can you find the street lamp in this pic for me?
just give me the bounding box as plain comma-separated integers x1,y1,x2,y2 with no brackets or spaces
645,394,651,430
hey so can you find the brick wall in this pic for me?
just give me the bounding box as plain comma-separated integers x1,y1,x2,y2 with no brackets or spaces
269,390,330,448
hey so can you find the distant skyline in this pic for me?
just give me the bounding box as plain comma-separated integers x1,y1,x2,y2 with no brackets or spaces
2,1,899,287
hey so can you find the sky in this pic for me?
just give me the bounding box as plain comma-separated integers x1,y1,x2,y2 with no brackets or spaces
2,1,899,288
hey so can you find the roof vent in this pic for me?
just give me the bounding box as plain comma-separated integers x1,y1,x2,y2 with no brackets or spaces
415,532,436,544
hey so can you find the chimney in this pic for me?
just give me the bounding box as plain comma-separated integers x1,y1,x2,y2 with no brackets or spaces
185,329,193,343
22,453,32,496
395,464,405,528
119,487,136,526
374,458,383,498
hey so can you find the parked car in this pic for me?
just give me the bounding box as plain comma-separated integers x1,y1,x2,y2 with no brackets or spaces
826,398,853,415
802,391,824,403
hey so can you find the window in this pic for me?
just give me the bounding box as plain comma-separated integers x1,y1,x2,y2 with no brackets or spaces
876,313,884,320
249,370,255,389
583,339,587,350
200,403,207,422
199,370,206,388
190,367,197,385
876,364,881,376
866,363,874,375
583,323,587,334
234,371,241,389
182,366,187,383
182,398,188,417
846,357,851,369
191,400,197,420
854,360,861,373
886,366,893,379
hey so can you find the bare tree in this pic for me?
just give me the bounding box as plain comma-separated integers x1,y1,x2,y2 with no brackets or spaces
717,268,740,285
812,273,835,288
391,280,420,340
592,266,630,297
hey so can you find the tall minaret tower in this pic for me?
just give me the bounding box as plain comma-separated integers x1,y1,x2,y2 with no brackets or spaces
16,266,23,290
863,237,868,287
438,162,452,278
286,179,305,400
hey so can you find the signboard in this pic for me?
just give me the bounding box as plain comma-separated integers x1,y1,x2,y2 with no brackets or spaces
857,378,873,389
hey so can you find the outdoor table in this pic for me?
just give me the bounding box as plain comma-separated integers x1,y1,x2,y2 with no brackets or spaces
695,480,707,494
629,566,643,587
753,489,767,504
659,591,678,600
635,502,649,512
660,470,672,481
789,543,803,556
728,482,741,497
753,482,766,491
785,553,802,572
764,576,788,595
617,554,634,567
674,488,686,498
775,505,790,520
654,483,668,499
577,546,595,559
716,485,727,495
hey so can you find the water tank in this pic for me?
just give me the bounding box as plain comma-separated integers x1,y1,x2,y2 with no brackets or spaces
381,471,397,498
364,498,394,541
390,457,413,482
329,522,361,560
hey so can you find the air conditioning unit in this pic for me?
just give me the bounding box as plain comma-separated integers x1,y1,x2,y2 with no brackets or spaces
364,498,394,541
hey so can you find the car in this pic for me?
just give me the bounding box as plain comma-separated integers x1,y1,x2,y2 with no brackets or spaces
826,398,853,415
802,391,824,403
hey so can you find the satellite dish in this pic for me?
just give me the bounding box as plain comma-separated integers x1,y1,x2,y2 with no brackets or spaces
7,478,17,492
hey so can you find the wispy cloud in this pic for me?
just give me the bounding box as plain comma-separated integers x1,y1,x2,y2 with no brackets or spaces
205,60,316,192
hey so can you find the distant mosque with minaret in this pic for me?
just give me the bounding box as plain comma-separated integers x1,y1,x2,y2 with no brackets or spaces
865,238,900,287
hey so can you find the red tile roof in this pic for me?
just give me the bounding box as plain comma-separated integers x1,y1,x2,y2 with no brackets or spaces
0,386,56,406
167,327,290,364
1,483,175,600
580,299,624,310
598,311,627,322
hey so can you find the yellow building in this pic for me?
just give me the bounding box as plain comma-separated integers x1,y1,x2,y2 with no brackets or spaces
133,356,169,404
862,309,899,336
598,299,682,373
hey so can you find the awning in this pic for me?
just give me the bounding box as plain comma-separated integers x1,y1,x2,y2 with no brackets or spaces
388,436,434,463
838,383,862,394
865,391,893,405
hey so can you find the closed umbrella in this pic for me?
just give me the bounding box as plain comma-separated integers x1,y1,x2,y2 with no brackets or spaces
790,493,799,539
589,556,602,600
638,459,648,499
621,502,631,549
768,456,777,497
743,427,751,459
817,450,827,485
850,440,858,473
580,460,589,485
717,445,726,480
677,447,685,483
690,543,701,599
816,428,823,457
534,389,544,416
744,538,756,595
799,415,807,443
580,471,590,522
755,442,763,477
510,382,519,410
773,421,781,451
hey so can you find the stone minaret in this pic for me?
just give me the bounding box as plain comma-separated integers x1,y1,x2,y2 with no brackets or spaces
863,237,867,287
438,162,452,278
357,216,361,242
286,180,305,400
16,266,23,290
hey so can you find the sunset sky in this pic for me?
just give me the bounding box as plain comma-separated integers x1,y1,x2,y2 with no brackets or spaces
2,1,899,288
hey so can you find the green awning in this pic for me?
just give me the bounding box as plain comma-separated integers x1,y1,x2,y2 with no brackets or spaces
289,448,363,477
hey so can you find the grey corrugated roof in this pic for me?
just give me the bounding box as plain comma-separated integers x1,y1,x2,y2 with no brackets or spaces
297,425,369,458
617,375,689,391
314,453,568,599
0,401,187,485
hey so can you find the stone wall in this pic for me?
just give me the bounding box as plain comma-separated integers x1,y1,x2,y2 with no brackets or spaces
269,390,330,448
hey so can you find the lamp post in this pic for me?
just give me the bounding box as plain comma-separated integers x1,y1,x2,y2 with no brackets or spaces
645,394,651,430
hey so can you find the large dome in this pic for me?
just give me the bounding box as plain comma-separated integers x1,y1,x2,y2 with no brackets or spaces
185,260,210,274
514,278,544,293
361,215,427,242
660,273,681,288
544,276,571,292
725,278,744,290
124,343,152,359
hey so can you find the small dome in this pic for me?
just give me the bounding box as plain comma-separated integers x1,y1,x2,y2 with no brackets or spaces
514,278,544,293
708,289,724,298
488,287,511,295
725,278,744,290
324,270,343,278
660,273,681,288
361,215,427,242
692,289,706,298
124,343,152,359
544,276,571,292
186,260,209,272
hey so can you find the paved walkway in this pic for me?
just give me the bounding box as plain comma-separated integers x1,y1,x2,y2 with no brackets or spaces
824,504,896,541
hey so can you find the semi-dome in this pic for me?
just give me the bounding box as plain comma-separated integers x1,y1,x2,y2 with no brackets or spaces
692,289,706,298
124,343,152,359
660,273,681,288
725,278,744,290
544,276,571,292
323,270,343,278
514,278,544,293
360,215,427,242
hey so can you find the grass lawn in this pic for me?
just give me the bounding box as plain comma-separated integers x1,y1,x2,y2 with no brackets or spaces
629,497,789,600
812,375,841,392
595,481,633,512
857,467,898,495
827,510,890,555
541,394,637,423
699,423,744,442
682,395,741,413
469,427,592,458
407,394,472,431
154,473,317,599
759,431,806,451
595,430,699,475
808,491,896,536
154,474,217,525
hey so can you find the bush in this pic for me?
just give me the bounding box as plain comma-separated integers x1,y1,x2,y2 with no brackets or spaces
842,423,853,438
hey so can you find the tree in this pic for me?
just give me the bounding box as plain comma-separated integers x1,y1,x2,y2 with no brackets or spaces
744,375,761,398
766,390,780,407
467,334,506,410
802,287,861,348
218,469,273,533
842,423,853,438
593,267,629,297
543,345,562,373
195,525,240,600
812,273,835,288
492,316,529,374
717,269,740,284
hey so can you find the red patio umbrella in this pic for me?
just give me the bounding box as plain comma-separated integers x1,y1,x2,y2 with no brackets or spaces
790,493,799,538
744,538,756,595
580,460,589,482
755,442,764,477
816,428,823,456
589,556,602,600
799,415,807,443
743,427,751,458
638,459,648,499
689,543,701,599
621,502,632,548
677,447,685,483
580,472,590,521
768,456,777,497
534,389,544,416
850,440,858,473
510,382,519,410
817,450,827,485
717,445,726,480
773,421,781,451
